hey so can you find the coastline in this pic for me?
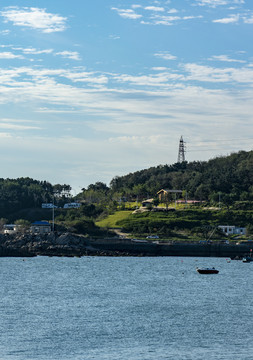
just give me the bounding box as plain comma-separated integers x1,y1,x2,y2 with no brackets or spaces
0,232,251,258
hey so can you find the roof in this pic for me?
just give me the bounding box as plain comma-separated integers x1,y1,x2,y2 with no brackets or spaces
31,221,51,226
157,189,183,194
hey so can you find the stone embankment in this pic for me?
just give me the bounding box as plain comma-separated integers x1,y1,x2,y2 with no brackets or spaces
0,232,252,258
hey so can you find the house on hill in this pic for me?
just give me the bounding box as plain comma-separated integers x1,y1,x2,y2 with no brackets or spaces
218,225,246,236
157,189,183,202
3,224,21,234
30,221,51,234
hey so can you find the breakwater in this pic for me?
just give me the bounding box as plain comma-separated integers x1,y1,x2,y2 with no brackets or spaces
0,232,251,258
89,239,252,258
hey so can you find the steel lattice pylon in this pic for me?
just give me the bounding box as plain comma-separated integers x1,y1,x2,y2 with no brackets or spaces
177,136,186,163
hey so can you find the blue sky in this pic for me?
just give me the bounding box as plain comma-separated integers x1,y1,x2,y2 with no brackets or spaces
0,0,253,191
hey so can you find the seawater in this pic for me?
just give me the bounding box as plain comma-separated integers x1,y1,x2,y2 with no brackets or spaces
0,256,252,360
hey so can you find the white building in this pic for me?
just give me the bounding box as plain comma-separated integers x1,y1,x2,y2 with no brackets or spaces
218,225,246,236
42,203,57,209
63,202,81,209
3,224,21,234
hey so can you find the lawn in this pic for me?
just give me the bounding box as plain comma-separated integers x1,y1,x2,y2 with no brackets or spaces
96,210,132,228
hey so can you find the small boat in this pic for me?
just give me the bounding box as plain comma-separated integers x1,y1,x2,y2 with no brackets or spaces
242,256,253,263
196,267,219,274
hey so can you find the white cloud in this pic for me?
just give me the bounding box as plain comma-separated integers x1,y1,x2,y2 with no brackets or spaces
55,51,81,61
113,72,183,86
0,30,10,35
0,52,24,59
63,71,108,84
109,35,120,40
209,55,246,63
131,5,142,9
167,9,178,14
0,122,41,131
149,14,202,26
22,48,53,55
154,52,177,60
112,5,202,26
213,14,240,23
152,67,168,71
13,47,53,55
195,0,244,6
195,0,229,6
111,7,142,19
243,15,253,24
0,7,67,33
183,63,253,83
0,62,252,188
144,6,165,12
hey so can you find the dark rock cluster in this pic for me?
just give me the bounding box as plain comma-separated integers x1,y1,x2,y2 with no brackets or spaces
0,232,139,257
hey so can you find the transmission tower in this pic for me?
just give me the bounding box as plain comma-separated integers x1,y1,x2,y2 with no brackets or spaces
177,136,186,163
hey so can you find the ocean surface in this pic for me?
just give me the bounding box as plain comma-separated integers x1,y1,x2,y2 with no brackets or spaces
0,256,252,360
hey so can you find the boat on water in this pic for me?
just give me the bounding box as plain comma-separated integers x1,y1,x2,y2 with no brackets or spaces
242,256,253,263
196,267,219,274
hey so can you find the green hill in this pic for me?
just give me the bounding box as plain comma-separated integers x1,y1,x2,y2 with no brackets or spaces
106,150,253,203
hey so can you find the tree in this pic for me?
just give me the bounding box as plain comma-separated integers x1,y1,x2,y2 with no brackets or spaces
15,219,31,233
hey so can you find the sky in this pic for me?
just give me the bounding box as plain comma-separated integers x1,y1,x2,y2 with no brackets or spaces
0,0,253,191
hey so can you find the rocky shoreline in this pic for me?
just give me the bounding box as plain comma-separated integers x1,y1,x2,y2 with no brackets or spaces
0,232,252,258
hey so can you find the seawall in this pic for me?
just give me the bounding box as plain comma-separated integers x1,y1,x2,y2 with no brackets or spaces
89,239,252,258
0,232,252,258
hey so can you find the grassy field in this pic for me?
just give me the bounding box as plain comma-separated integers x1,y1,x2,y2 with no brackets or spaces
96,210,132,228
95,206,253,241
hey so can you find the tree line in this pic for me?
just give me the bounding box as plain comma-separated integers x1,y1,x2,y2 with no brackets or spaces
1,150,253,219
0,177,72,218
79,150,253,207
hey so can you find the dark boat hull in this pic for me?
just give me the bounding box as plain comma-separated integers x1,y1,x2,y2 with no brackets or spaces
197,268,219,274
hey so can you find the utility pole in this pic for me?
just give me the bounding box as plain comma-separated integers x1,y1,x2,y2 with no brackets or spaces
52,193,55,232
177,136,186,163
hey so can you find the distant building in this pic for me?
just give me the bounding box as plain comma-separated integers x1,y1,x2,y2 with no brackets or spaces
30,221,51,234
157,189,183,202
218,225,246,236
3,224,21,234
63,202,81,209
42,203,57,209
176,200,201,204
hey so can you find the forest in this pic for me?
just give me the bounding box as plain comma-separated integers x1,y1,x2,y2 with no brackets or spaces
1,150,253,238
79,150,253,206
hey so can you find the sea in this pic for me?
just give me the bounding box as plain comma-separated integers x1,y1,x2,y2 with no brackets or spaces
0,256,252,360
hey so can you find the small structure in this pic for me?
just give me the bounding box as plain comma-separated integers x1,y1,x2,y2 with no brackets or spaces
42,203,57,209
142,199,154,208
3,224,21,234
63,202,81,209
178,136,186,163
218,225,246,236
176,199,201,204
30,221,51,234
157,189,183,202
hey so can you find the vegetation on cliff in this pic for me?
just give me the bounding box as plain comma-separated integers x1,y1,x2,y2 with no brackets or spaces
1,150,253,239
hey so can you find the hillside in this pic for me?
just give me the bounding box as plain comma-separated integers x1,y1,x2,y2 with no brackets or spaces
106,150,253,202
1,150,253,240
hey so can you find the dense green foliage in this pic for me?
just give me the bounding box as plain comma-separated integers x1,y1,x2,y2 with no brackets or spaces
1,150,253,238
0,177,72,218
0,177,106,236
106,150,253,202
117,209,253,239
